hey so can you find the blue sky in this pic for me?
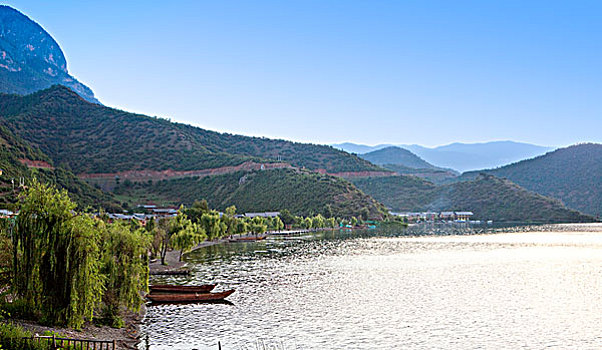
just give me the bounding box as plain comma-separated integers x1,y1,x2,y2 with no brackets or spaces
5,1,602,147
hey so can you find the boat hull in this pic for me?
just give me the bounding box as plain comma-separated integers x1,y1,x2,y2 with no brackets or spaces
147,289,235,303
150,284,216,293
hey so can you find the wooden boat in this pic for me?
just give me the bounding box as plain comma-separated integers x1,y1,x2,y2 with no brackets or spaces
147,289,235,303
229,235,267,242
150,284,216,294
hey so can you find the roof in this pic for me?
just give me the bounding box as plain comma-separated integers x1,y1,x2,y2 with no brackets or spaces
152,208,178,214
244,212,280,218
455,211,474,215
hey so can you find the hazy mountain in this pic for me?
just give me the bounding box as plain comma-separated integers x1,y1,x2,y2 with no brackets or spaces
331,142,391,154
0,5,98,103
333,141,553,172
351,174,594,223
360,146,437,169
461,143,602,217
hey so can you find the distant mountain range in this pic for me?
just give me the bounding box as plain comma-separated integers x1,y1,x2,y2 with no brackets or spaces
462,143,602,217
0,5,98,103
333,141,554,173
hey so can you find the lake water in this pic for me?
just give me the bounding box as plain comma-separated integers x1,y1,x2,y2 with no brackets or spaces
140,224,602,349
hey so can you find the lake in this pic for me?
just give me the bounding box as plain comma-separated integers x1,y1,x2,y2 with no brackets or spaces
140,224,602,349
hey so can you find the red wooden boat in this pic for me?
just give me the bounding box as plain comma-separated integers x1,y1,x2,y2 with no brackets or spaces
147,289,235,303
149,284,216,293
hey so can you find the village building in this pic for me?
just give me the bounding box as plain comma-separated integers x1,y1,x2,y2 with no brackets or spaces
455,211,474,221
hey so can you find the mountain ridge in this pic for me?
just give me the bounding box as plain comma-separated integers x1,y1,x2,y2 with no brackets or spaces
0,5,98,103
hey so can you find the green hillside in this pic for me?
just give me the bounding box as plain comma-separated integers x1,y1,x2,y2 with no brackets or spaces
461,143,602,217
0,124,119,210
351,174,594,223
113,168,388,219
379,164,458,184
0,86,380,174
351,175,439,211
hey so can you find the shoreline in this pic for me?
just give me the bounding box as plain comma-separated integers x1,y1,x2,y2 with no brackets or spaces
15,228,358,349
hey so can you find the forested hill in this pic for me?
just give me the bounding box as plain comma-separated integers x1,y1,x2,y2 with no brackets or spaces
461,143,602,217
351,174,594,223
0,124,119,210
113,168,388,219
0,6,98,103
0,86,381,174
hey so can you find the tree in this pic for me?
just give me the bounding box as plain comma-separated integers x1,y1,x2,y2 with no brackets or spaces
171,222,205,261
183,200,210,224
360,208,370,221
234,219,248,236
222,205,238,236
249,216,267,237
350,216,359,227
301,217,313,229
12,180,103,328
279,209,296,227
99,222,150,327
199,211,225,241
160,211,202,264
311,214,325,229
326,217,336,228
272,216,284,231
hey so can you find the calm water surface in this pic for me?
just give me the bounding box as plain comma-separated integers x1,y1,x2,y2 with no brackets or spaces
140,224,602,349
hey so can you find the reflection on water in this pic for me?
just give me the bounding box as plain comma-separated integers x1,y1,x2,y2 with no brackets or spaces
141,224,602,349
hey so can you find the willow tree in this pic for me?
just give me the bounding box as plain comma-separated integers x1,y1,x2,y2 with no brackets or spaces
12,180,103,328
199,211,226,241
170,218,206,261
159,211,203,264
99,221,150,327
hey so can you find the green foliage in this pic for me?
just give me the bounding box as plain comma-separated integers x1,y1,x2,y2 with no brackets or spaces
171,213,206,261
248,217,267,235
12,180,103,328
98,222,149,326
0,322,52,350
5,181,152,329
278,209,296,226
199,211,224,241
157,211,205,264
